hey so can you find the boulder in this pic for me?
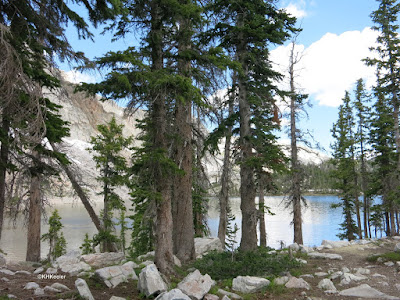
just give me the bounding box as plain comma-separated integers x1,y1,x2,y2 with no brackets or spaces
317,279,336,291
75,278,95,300
95,263,137,288
137,264,168,297
232,276,270,294
329,271,343,280
321,240,350,248
285,277,310,290
61,261,92,276
308,252,343,260
299,245,313,253
288,243,300,252
155,289,191,300
194,238,223,258
339,284,400,299
54,250,80,268
178,269,215,300
394,243,400,253
81,252,125,268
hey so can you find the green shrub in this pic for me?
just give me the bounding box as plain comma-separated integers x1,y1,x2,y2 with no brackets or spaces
192,248,301,280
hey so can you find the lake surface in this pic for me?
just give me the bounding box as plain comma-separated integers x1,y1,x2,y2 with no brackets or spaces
0,195,350,261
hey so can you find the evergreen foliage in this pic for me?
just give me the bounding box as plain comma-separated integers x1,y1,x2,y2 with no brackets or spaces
41,210,67,261
80,233,95,255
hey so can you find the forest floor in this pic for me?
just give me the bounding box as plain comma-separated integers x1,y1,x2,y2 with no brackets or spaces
0,238,400,299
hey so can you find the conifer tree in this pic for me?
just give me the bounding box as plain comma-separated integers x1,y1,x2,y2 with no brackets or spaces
209,0,297,251
89,116,131,252
331,92,358,241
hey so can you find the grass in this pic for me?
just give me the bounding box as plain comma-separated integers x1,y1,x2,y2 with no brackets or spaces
367,252,400,263
192,247,301,280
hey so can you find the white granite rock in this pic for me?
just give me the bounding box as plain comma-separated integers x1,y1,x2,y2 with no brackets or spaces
0,269,14,276
232,276,270,294
15,270,31,275
339,284,400,299
288,243,300,251
274,276,290,285
62,261,92,276
155,289,191,300
285,277,310,290
109,297,126,300
321,240,350,248
34,288,44,296
340,273,367,285
24,282,40,290
194,237,223,258
217,289,242,299
51,282,70,291
44,286,62,293
137,264,168,297
81,252,125,268
75,278,95,300
394,242,400,253
204,294,219,300
317,278,336,291
178,269,215,300
34,267,44,274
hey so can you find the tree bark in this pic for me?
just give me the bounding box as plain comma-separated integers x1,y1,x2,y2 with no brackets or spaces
26,154,41,262
151,1,174,275
0,115,10,241
238,15,257,251
172,15,195,263
218,91,234,246
258,172,267,247
289,42,303,245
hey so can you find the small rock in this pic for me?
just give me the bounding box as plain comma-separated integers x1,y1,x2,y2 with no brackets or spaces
232,276,270,294
15,270,31,275
274,276,290,285
295,258,307,264
204,294,219,300
394,242,400,253
329,271,343,280
109,297,126,300
373,273,388,279
1,277,9,282
354,267,370,275
75,278,95,300
155,289,191,300
315,272,328,277
221,296,231,300
34,267,44,274
384,261,395,267
317,278,336,291
7,295,16,299
285,277,310,290
379,281,390,286
0,269,14,276
395,283,400,291
34,288,45,296
0,254,6,267
341,267,350,273
44,286,62,293
340,273,367,285
217,289,242,300
24,282,40,290
339,283,400,299
321,240,350,248
51,282,70,291
46,267,58,274
300,274,314,279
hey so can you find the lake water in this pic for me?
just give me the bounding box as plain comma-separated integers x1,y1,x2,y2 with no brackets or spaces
0,195,350,261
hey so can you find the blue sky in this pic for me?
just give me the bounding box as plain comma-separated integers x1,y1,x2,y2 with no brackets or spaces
60,0,381,155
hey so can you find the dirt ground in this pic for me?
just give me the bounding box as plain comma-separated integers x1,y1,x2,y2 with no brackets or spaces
0,238,399,300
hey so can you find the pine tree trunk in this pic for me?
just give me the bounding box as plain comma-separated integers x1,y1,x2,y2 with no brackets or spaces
258,172,267,247
360,139,369,238
172,15,195,263
218,94,234,246
238,16,257,251
151,1,174,275
0,116,10,241
26,158,41,262
289,43,303,245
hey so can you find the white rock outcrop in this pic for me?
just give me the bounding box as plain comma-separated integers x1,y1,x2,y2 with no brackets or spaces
194,238,223,258
95,262,138,288
321,240,350,248
308,252,343,260
232,276,270,294
178,270,215,300
137,264,168,297
81,252,125,268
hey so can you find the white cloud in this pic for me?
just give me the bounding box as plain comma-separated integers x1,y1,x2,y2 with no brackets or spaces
284,3,308,18
270,27,378,107
61,70,97,84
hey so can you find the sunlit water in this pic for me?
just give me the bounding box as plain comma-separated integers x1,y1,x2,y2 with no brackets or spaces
0,195,352,261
